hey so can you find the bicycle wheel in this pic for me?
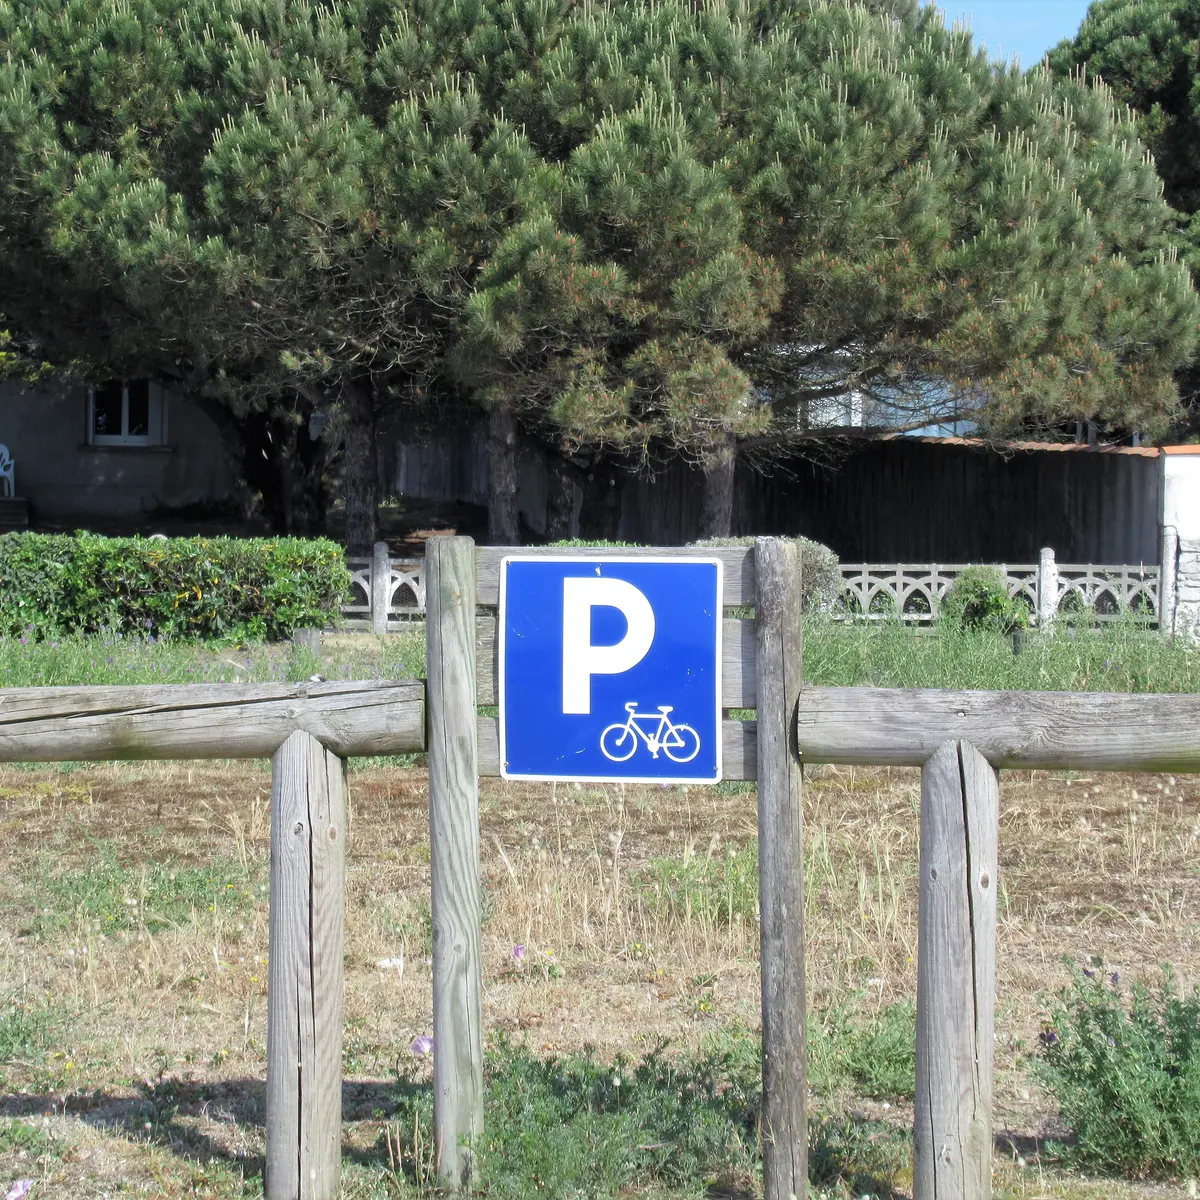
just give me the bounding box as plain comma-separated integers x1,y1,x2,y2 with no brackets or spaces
663,724,701,763
600,722,638,762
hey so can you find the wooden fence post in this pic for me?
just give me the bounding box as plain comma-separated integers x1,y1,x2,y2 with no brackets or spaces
914,739,999,1200
372,541,391,635
755,537,807,1200
426,535,484,1189
266,730,348,1200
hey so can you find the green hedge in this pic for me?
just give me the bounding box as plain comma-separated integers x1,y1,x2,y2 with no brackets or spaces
0,533,350,642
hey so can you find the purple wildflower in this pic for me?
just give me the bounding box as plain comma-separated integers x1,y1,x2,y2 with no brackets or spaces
511,944,526,965
1109,972,1120,987
1039,1028,1058,1047
17,637,25,645
5,1180,34,1200
410,1035,434,1057
1082,967,1096,978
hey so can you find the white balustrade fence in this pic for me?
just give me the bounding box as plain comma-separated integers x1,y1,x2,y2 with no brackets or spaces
339,544,1169,631
837,553,1161,625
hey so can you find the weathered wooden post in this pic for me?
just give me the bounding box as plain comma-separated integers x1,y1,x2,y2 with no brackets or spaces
914,739,999,1200
266,729,348,1200
372,541,391,635
426,535,484,1188
756,537,807,1200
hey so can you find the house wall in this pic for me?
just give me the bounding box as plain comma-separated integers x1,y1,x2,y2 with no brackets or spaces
1162,448,1200,636
0,379,235,522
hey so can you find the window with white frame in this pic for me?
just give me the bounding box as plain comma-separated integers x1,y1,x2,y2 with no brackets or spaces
87,380,167,446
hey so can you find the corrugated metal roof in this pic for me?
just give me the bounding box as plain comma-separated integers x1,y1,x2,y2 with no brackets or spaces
882,434,1172,458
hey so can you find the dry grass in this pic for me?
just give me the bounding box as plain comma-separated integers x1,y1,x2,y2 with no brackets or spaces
0,759,1197,1197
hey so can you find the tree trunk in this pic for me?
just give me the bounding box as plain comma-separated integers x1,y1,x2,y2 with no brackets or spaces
187,393,260,523
342,377,378,556
487,403,520,545
545,455,577,542
699,437,737,539
578,461,622,542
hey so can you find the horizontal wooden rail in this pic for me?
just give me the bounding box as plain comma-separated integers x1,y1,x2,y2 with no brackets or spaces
475,614,757,708
796,685,1200,771
477,715,758,780
475,545,755,607
0,680,425,761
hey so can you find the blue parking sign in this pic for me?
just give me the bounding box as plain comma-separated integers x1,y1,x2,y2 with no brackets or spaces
499,557,723,782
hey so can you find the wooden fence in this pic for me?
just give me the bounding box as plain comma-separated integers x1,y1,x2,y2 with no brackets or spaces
3,536,1198,1199
447,536,1200,1200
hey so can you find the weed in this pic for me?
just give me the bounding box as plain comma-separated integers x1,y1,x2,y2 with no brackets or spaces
29,845,260,935
809,1113,912,1197
0,1118,56,1158
1035,964,1200,1177
939,565,1028,634
0,998,54,1065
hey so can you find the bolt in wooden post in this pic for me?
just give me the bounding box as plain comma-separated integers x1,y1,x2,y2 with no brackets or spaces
755,537,807,1200
266,729,347,1200
372,541,391,635
426,535,484,1189
914,739,999,1200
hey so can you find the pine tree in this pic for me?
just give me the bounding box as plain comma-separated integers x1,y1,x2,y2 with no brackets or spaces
1049,0,1200,431
0,0,1195,544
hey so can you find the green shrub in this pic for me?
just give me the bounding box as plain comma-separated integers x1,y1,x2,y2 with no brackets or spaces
0,533,349,641
1035,965,1200,1178
387,1035,759,1198
690,535,841,612
939,565,1027,634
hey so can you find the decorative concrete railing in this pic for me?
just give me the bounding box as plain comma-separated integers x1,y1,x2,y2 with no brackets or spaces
340,544,1165,630
837,551,1161,625
343,544,425,631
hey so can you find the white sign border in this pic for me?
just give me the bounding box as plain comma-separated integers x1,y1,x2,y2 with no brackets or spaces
497,555,725,784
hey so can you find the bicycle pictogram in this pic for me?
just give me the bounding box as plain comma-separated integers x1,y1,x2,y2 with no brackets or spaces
599,703,701,763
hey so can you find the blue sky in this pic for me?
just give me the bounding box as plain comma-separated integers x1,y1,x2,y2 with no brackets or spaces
923,1,1094,68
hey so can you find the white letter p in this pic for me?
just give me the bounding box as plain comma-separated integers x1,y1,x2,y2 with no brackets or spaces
562,577,655,714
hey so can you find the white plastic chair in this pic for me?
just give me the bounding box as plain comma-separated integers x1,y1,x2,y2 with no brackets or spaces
0,445,13,497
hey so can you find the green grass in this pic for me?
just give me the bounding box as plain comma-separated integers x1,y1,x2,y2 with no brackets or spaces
802,614,1200,693
27,844,262,935
0,627,425,687
809,999,917,1101
0,617,1190,694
